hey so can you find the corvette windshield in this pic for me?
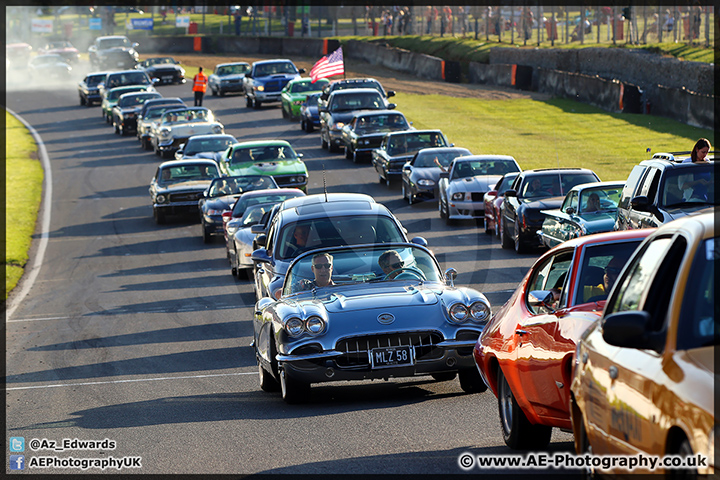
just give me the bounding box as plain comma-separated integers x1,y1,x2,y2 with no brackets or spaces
283,245,441,296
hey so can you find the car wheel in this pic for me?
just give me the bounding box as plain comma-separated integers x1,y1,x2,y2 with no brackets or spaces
431,372,457,382
459,369,487,393
201,223,211,244
484,215,493,235
281,106,288,119
246,96,252,108
258,361,280,392
321,134,328,150
497,367,552,449
494,213,501,238
439,197,447,219
79,95,85,106
279,366,309,404
105,112,111,124
500,218,514,249
219,89,225,97
514,225,528,254
352,149,360,163
576,418,597,480
253,98,262,109
114,121,120,134
300,119,306,131
153,207,165,225
306,121,314,133
345,145,352,160
384,171,392,187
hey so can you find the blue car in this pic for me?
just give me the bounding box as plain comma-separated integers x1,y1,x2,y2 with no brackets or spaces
299,93,322,133
538,181,624,249
253,242,491,403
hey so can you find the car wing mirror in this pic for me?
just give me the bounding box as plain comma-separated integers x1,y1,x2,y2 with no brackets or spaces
298,68,306,74
386,90,396,97
565,206,575,215
251,247,271,263
254,234,267,248
602,311,662,351
387,103,397,110
528,290,557,312
505,189,517,197
410,236,428,247
250,224,265,235
439,171,449,179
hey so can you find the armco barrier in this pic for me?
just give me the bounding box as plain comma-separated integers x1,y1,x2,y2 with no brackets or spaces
536,68,623,113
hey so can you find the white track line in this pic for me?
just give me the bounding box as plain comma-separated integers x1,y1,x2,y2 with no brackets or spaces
6,372,256,391
6,109,52,322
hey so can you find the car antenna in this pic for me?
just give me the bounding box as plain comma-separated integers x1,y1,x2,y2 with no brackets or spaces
323,164,328,202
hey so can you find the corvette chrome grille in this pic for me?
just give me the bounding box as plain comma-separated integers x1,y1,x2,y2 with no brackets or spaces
335,332,443,368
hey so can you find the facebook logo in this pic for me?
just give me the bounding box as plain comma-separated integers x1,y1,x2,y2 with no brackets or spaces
10,455,25,470
10,437,25,452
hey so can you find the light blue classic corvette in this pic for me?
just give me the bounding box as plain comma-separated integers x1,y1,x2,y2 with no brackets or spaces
538,181,624,248
253,243,491,403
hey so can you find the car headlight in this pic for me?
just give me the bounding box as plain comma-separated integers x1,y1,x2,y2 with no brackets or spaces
289,175,306,184
332,122,345,130
293,100,303,105
212,125,224,134
418,179,435,187
448,302,469,323
285,317,304,337
256,85,264,92
158,127,171,138
469,301,491,323
451,192,465,201
360,139,369,145
306,316,326,335
155,194,167,204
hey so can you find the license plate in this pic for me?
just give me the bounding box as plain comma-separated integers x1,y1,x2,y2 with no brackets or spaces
117,61,124,66
370,345,414,369
162,76,172,81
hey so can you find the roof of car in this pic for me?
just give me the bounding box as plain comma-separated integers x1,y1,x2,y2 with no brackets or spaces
546,228,654,251
279,200,391,222
158,159,220,168
253,58,294,65
522,168,596,174
386,129,443,136
186,134,237,141
229,140,293,149
569,180,625,191
216,62,250,67
652,211,714,239
453,154,516,162
276,193,376,216
639,157,714,169
329,88,383,97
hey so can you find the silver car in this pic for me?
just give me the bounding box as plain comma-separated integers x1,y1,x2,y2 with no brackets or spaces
438,155,521,225
254,243,491,403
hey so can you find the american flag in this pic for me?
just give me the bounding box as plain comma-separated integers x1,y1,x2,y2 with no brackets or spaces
310,47,344,83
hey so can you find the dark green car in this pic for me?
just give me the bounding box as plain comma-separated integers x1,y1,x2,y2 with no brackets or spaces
219,140,308,192
101,84,154,123
280,77,328,120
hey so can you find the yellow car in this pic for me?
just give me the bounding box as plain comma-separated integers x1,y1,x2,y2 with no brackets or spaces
570,212,716,476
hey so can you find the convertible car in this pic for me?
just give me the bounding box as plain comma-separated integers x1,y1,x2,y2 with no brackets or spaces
151,107,224,159
254,243,491,403
473,229,652,450
538,181,624,249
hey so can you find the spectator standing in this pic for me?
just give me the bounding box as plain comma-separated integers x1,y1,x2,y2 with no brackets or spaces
192,67,208,107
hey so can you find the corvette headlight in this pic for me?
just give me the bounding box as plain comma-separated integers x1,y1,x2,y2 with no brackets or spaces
448,303,469,323
156,194,167,204
418,179,435,187
285,317,304,337
256,85,264,92
469,301,491,323
451,192,465,201
306,316,326,335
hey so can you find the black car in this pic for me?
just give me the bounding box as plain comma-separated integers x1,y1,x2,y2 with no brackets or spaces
299,93,321,133
111,91,162,136
138,102,187,150
318,77,395,109
89,35,139,70
136,57,186,85
149,159,221,224
499,168,600,253
175,134,239,163
198,175,279,243
319,89,396,153
372,130,450,186
614,153,716,231
401,147,472,203
78,72,108,107
100,69,153,97
341,110,411,163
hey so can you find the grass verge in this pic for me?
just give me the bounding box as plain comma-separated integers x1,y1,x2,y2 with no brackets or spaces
5,111,43,300
396,93,714,181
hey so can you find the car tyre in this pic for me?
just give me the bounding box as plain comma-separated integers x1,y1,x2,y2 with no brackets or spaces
153,207,166,225
201,223,211,244
246,96,252,108
497,367,552,449
514,225,528,254
500,218,514,249
258,362,280,392
345,145,353,160
305,121,314,133
219,89,225,97
321,134,328,150
253,98,262,109
114,121,120,134
79,95,86,106
439,197,447,219
458,369,487,393
279,366,309,404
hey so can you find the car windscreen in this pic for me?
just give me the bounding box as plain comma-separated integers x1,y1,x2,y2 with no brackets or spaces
415,150,469,169
254,62,297,76
186,137,237,155
276,215,406,260
330,92,384,112
677,237,718,349
158,164,219,183
387,132,447,156
496,174,519,194
290,80,326,93
451,158,519,178
578,186,622,213
232,192,303,217
117,93,160,107
217,64,249,75
333,81,383,95
161,109,210,124
107,72,150,87
87,75,105,86
230,145,297,164
98,38,131,49
661,165,716,207
208,176,277,197
354,114,408,133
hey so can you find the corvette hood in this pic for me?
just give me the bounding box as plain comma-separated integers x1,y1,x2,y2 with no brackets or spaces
450,175,502,192
322,283,440,313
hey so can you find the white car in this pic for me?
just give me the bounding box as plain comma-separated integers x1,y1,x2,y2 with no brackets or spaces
438,155,522,225
151,107,224,159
